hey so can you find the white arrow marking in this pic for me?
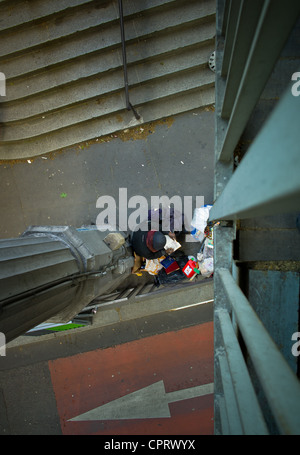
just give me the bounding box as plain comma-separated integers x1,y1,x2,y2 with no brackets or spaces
68,381,213,421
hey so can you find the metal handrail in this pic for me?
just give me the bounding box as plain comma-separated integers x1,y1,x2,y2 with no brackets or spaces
217,268,300,435
217,0,300,162
209,87,300,222
118,0,140,120
213,0,300,435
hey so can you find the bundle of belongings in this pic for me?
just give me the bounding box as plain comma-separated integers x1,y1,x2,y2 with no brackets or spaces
190,205,219,278
132,234,202,285
144,236,181,275
152,252,203,286
131,205,218,284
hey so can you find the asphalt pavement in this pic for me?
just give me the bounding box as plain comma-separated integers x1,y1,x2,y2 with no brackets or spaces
0,107,215,435
0,107,214,238
0,295,213,435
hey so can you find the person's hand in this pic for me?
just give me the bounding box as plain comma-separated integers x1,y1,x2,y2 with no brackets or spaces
168,232,176,240
165,248,174,255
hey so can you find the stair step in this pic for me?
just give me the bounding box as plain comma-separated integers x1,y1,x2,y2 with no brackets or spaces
0,2,116,59
0,0,95,33
2,66,214,142
0,0,181,35
3,0,214,80
0,0,184,58
5,20,215,102
0,0,216,160
3,43,214,124
0,85,215,160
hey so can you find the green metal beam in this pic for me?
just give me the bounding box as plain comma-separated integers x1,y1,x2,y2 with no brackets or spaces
210,87,300,221
221,0,264,119
221,0,240,77
216,268,300,435
217,309,269,434
221,0,229,37
218,0,300,162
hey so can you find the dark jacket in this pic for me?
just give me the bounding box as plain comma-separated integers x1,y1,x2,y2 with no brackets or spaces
131,230,166,259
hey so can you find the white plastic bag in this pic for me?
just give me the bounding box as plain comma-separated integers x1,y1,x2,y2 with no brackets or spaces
197,236,214,277
190,205,212,241
198,257,214,277
197,238,214,262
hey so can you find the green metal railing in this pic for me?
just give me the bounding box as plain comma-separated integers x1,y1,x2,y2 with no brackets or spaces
211,0,300,435
215,0,300,163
